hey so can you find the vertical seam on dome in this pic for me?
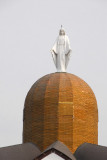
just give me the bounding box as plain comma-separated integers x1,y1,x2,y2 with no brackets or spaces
58,73,73,151
33,74,53,150
67,73,74,151
42,73,55,149
23,79,40,143
44,73,60,148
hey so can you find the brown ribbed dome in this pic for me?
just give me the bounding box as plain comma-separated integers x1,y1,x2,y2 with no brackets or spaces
23,73,98,153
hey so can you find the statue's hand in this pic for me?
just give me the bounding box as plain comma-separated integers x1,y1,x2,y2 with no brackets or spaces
50,49,53,53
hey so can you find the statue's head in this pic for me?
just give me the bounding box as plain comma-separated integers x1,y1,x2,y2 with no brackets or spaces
59,29,65,35
59,26,65,35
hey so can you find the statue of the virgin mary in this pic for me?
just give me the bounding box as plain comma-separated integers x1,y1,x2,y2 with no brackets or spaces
51,26,72,72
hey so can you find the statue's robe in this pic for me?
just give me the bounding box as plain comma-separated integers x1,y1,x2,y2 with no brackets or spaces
52,35,71,72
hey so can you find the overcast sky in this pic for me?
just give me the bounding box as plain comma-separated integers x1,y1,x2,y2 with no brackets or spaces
0,0,107,148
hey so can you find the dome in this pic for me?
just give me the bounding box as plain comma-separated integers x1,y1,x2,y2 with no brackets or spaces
23,73,98,153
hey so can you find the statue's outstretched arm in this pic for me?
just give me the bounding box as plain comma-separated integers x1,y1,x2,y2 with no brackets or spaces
52,49,57,55
65,49,72,69
51,49,57,67
66,49,72,55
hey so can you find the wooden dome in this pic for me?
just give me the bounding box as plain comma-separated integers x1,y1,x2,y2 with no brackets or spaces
23,73,98,153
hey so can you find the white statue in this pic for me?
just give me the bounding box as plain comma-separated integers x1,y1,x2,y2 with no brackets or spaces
51,26,72,72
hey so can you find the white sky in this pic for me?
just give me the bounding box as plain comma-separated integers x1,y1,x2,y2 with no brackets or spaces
42,153,64,160
0,0,107,148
